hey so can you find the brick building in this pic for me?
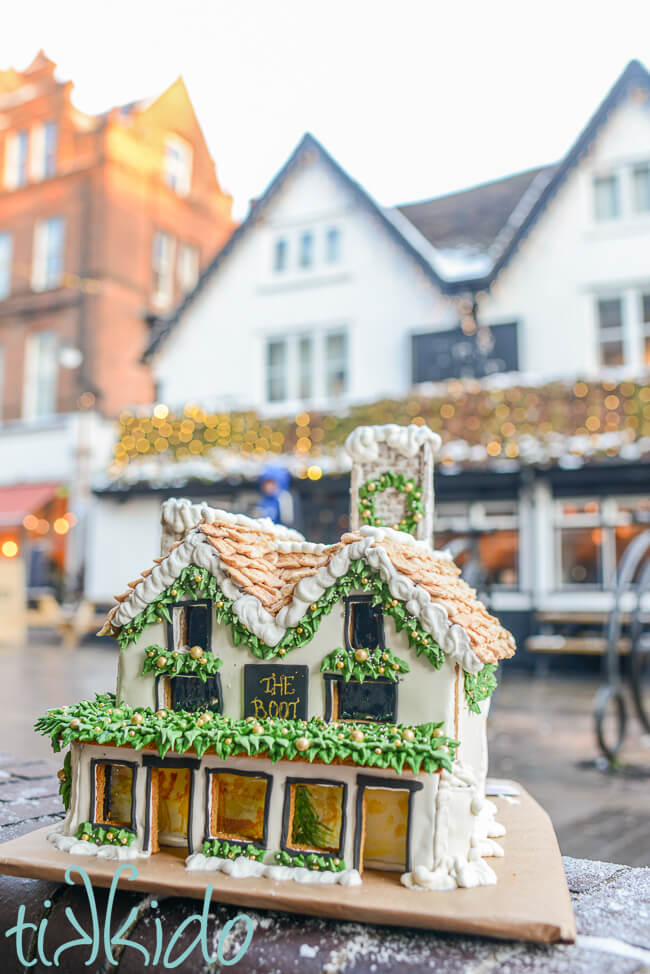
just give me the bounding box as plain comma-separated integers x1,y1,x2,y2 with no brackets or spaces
0,51,235,595
0,50,234,419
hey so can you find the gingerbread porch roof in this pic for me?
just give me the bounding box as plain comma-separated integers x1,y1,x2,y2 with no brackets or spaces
100,509,515,672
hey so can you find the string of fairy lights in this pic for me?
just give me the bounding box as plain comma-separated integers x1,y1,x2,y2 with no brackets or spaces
109,377,650,478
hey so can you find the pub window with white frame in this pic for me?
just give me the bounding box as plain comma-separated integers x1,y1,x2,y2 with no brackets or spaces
23,331,58,420
0,232,12,300
152,231,175,307
266,338,288,402
632,163,650,213
3,130,29,189
554,496,650,589
436,500,520,589
163,135,192,196
324,330,348,399
596,297,624,366
177,243,199,294
32,217,65,291
593,174,620,221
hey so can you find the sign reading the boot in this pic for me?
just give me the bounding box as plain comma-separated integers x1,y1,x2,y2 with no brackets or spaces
243,665,308,721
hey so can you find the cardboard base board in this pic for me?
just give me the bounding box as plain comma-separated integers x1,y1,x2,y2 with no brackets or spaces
0,785,575,943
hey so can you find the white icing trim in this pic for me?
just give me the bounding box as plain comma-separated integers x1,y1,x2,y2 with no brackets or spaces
47,829,149,860
344,424,441,462
161,498,305,543
185,852,362,886
108,527,485,672
401,760,505,891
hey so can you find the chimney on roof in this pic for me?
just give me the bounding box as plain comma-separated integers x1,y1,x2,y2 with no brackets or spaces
344,424,441,547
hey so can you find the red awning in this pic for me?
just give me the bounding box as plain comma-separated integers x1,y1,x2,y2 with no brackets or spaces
0,483,60,527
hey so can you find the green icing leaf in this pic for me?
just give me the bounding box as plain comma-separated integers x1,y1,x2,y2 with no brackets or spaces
76,821,136,847
464,663,498,714
320,646,408,683
358,471,423,535
202,839,266,861
273,849,346,872
35,693,458,775
141,645,222,681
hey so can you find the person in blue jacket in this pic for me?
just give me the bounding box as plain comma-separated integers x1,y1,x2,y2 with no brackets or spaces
255,464,296,527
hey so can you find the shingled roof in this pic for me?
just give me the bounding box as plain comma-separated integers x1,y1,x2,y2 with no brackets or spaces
100,509,515,670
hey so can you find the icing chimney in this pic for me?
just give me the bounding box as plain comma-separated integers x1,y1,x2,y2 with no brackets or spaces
344,424,441,546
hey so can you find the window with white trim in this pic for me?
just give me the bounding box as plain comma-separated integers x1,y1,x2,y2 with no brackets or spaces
266,338,288,403
555,496,650,589
593,174,620,221
436,500,520,589
324,331,348,399
298,231,314,268
177,243,199,294
29,121,58,182
163,136,192,196
325,227,341,263
32,217,65,291
597,297,624,367
297,336,313,400
23,331,58,419
152,231,175,307
0,233,12,300
273,238,288,273
632,163,650,213
3,130,29,189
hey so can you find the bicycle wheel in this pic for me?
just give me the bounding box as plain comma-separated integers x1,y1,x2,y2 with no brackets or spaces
594,685,627,762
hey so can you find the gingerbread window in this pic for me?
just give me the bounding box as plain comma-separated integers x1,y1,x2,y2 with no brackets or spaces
169,600,211,653
345,596,384,651
329,676,396,723
283,779,346,855
93,761,135,829
208,770,271,845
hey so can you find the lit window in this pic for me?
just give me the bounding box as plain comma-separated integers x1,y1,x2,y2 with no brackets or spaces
555,500,602,587
642,294,650,366
32,217,65,291
593,174,620,221
325,331,348,399
209,772,270,843
163,136,192,196
266,338,288,402
325,227,340,263
633,164,650,213
273,238,287,273
94,762,134,828
23,331,58,419
597,297,624,366
3,130,29,189
298,231,314,268
29,122,58,181
436,500,520,588
152,231,175,307
285,781,344,854
297,336,313,400
177,243,199,294
0,233,12,299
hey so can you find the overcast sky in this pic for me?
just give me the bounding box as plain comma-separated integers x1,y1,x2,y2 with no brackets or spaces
2,0,649,217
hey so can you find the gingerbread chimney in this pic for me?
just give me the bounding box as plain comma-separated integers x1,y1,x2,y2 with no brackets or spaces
344,424,441,546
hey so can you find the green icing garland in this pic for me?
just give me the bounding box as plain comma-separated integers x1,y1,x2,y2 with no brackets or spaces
116,562,445,672
274,850,346,872
141,644,223,681
358,471,424,535
35,693,458,776
320,646,409,683
202,838,266,862
76,821,136,847
58,750,72,811
464,664,499,714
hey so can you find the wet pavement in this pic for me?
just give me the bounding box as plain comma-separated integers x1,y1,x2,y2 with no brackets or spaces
1,636,648,866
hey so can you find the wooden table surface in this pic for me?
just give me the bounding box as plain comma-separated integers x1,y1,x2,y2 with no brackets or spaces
0,752,647,973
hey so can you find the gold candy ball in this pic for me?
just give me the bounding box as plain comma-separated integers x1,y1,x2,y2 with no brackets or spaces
131,713,144,726
432,727,444,738
378,666,385,674
57,768,66,781
81,833,90,841
404,482,413,493
251,722,264,735
295,736,310,751
354,648,369,663
155,709,167,718
402,728,415,742
106,831,114,841
69,718,80,729
155,656,167,669
189,645,203,660
350,729,365,743
336,660,344,669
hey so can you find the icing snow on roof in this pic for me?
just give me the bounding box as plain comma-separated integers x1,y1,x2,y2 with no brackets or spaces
101,508,515,672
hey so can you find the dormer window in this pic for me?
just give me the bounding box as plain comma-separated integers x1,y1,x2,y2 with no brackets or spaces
170,600,211,653
346,596,384,651
159,599,221,713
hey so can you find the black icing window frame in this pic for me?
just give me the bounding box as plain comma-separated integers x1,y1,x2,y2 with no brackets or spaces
323,673,398,723
344,595,385,652
89,758,138,832
165,599,212,654
281,776,348,857
204,767,273,846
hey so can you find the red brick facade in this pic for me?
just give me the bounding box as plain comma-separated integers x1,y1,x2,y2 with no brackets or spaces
0,52,235,418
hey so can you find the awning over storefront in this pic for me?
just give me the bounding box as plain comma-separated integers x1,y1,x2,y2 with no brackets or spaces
0,483,60,527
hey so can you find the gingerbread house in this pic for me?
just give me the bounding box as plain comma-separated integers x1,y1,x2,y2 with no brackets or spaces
37,424,514,891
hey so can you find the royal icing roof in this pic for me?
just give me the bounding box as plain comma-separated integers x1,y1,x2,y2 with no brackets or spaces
100,508,515,673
